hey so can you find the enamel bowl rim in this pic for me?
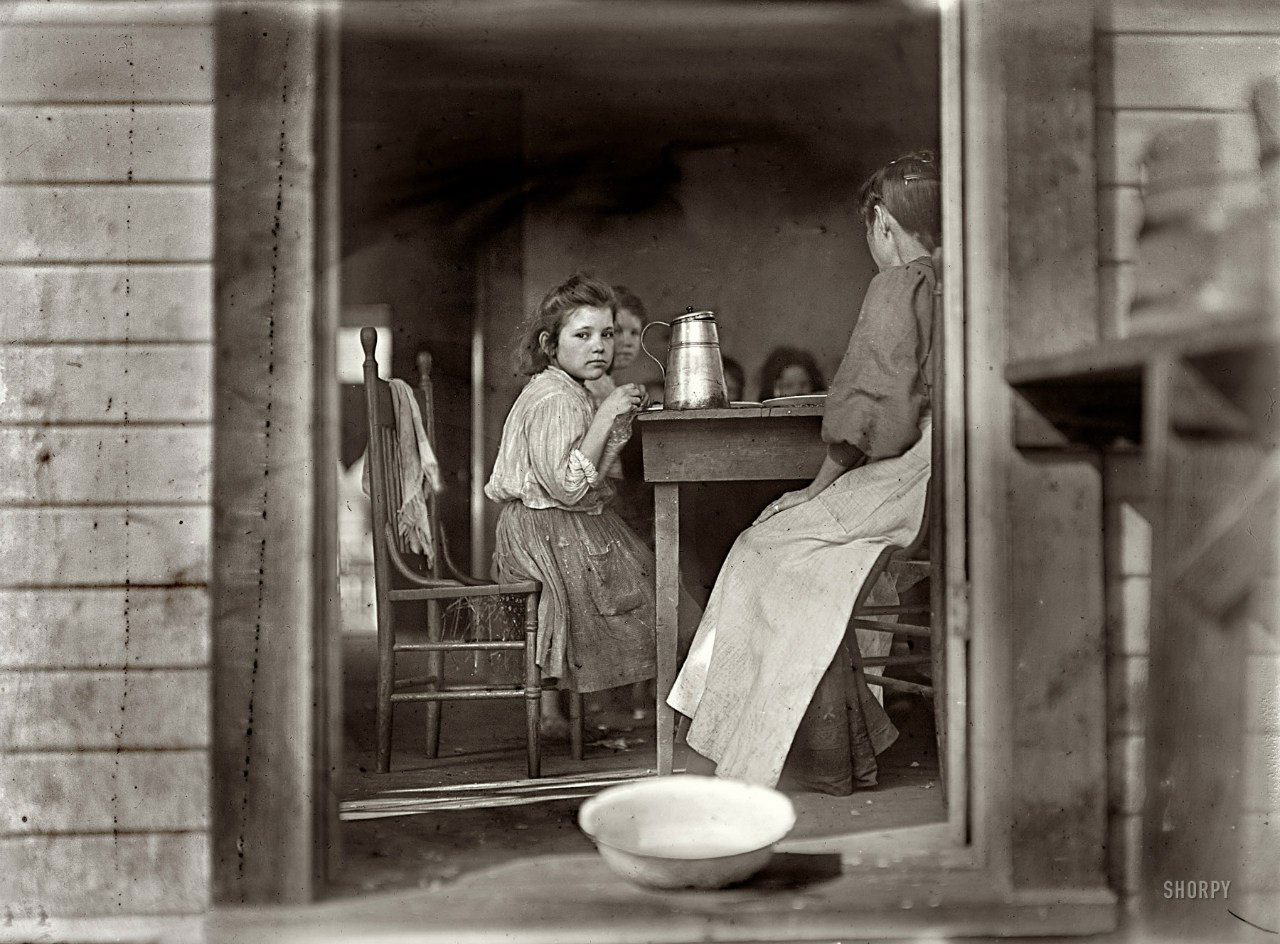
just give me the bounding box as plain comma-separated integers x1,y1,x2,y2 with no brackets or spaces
577,776,797,862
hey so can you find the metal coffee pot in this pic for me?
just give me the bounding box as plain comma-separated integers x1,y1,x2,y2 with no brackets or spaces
640,309,730,410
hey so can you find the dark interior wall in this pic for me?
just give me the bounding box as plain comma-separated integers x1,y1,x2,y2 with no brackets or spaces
498,5,939,404
520,141,876,402
340,26,523,567
338,1,939,569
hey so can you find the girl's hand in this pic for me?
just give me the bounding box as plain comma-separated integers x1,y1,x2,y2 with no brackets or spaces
754,488,812,525
602,383,645,419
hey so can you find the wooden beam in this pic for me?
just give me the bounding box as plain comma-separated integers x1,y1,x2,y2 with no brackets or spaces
1144,440,1261,933
210,4,324,906
1002,0,1109,891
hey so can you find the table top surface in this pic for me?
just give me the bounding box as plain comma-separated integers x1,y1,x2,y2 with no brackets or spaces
637,402,824,423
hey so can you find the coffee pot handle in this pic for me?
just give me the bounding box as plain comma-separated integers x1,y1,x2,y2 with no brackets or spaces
639,321,669,379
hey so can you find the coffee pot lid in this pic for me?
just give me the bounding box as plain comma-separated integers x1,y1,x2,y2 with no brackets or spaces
673,309,716,324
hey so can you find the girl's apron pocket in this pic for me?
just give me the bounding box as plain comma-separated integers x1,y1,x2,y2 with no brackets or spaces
584,543,647,617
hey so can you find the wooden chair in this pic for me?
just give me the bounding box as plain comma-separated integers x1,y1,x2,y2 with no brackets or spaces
362,327,550,775
846,280,947,779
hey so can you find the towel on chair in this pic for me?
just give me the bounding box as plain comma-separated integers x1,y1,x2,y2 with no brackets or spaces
362,378,443,565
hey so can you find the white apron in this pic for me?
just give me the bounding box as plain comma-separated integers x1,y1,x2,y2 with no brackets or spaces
668,419,931,787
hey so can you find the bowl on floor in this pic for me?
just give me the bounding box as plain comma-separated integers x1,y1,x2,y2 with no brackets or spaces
577,775,796,890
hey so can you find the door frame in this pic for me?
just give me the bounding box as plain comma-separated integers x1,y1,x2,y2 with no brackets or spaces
211,1,1117,935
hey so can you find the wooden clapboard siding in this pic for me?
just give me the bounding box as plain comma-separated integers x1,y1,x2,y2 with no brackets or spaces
0,833,208,916
1097,6,1280,335
1096,8,1280,915
0,105,212,182
0,26,213,104
1100,34,1280,111
0,427,209,505
0,588,209,669
0,345,211,423
1101,464,1152,898
1109,812,1144,898
1096,109,1257,186
0,264,212,342
0,669,208,750
1107,731,1145,815
0,508,209,585
1108,574,1151,655
1244,731,1280,813
1246,652,1278,730
0,750,208,834
1107,656,1147,736
0,185,211,261
0,3,214,919
1104,2,1280,33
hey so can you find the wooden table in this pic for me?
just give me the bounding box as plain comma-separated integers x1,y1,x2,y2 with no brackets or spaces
636,402,827,774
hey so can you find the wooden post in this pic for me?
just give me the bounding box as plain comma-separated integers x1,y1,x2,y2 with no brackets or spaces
211,3,327,905
654,483,680,775
1001,0,1109,891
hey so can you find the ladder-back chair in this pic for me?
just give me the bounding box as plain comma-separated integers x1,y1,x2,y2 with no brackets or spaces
361,327,546,775
847,278,947,780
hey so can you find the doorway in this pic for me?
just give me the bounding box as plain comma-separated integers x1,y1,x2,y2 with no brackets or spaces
326,0,963,897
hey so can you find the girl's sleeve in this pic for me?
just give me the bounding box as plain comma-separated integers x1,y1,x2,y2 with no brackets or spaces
526,393,599,506
822,262,934,462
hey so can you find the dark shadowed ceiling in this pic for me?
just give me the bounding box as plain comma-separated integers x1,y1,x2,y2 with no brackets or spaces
341,0,939,245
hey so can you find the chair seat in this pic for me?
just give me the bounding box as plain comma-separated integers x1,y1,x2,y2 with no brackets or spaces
389,580,540,601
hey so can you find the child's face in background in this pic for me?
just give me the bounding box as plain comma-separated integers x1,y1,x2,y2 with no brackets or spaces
724,372,743,402
551,306,614,382
613,309,643,370
774,364,814,397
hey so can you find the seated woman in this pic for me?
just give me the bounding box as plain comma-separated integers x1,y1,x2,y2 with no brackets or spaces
758,346,825,399
486,273,700,736
668,151,939,793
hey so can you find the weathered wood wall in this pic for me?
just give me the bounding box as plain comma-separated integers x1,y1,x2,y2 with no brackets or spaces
0,0,214,922
1097,2,1280,337
1001,2,1110,891
1096,2,1280,919
211,4,329,906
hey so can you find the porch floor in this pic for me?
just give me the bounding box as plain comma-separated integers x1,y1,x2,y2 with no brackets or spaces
331,631,944,899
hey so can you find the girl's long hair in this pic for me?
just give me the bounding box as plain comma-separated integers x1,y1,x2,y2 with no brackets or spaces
515,273,618,376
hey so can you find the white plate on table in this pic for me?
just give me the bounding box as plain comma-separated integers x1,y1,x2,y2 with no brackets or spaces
730,401,762,407
760,394,827,407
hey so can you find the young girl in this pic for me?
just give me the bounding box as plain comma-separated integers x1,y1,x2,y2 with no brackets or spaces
486,274,684,736
584,285,649,407
669,151,940,793
758,346,825,399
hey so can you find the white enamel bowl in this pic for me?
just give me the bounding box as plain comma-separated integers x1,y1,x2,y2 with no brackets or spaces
578,776,796,890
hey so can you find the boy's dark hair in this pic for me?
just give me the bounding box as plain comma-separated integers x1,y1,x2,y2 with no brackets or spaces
612,285,649,325
858,150,941,251
758,346,824,399
515,273,618,376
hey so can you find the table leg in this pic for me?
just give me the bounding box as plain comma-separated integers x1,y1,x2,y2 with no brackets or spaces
654,482,679,776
